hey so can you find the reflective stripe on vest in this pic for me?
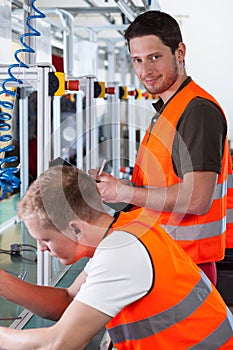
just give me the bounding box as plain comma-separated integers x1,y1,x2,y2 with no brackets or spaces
213,180,227,200
226,173,233,247
143,180,227,200
189,308,233,350
227,173,233,189
227,209,233,223
109,271,232,347
161,216,226,241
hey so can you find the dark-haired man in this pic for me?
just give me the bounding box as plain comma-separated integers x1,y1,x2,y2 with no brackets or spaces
90,10,233,285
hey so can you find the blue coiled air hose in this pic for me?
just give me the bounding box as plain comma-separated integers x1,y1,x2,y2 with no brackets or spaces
0,0,46,199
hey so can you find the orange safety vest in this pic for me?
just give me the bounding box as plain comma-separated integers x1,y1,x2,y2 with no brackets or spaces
131,80,232,263
107,209,233,350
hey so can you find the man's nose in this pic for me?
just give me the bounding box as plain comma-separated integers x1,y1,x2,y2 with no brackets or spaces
140,61,153,76
37,241,48,252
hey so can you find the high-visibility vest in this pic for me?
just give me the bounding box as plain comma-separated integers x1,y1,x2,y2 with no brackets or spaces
107,209,233,350
131,80,232,263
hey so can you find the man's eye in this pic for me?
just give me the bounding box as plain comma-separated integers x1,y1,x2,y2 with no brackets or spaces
151,56,159,61
132,58,140,63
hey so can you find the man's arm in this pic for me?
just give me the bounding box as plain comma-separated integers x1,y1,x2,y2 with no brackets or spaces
93,170,217,215
0,230,152,350
0,300,111,350
0,269,87,321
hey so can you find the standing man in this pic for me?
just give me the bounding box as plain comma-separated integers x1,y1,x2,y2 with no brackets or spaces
0,165,233,349
89,10,233,285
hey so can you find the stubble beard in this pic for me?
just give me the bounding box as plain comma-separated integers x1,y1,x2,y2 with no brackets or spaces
143,60,179,96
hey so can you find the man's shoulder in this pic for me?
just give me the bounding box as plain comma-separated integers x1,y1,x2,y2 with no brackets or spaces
178,96,226,130
187,96,224,110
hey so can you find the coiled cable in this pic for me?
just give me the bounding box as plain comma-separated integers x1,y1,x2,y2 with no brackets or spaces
0,0,46,199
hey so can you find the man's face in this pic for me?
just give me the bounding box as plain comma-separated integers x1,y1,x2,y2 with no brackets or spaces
25,215,90,265
129,35,182,98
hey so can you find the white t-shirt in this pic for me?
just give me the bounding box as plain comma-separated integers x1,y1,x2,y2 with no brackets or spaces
74,231,153,317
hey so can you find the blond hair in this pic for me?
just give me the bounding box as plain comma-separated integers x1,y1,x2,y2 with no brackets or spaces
18,165,105,231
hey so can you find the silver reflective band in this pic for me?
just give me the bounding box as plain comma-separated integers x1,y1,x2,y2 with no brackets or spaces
227,174,233,189
226,173,233,224
213,180,227,200
161,216,226,241
142,180,227,200
227,209,233,223
189,308,233,349
109,272,211,344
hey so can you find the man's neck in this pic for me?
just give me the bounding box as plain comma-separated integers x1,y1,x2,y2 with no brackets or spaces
160,72,188,104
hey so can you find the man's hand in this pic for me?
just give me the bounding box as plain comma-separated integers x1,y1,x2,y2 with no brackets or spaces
88,169,132,203
0,300,112,350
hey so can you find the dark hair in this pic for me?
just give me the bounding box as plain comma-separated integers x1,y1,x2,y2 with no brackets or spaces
124,10,183,54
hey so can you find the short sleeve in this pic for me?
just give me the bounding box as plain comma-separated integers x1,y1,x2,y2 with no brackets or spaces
74,231,153,317
172,98,227,178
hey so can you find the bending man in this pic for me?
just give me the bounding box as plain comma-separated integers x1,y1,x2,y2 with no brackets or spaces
0,165,233,349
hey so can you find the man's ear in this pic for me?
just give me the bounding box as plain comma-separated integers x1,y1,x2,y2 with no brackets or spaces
69,220,81,237
176,42,186,62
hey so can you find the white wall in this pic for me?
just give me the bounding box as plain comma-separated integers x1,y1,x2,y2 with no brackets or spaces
0,1,11,64
159,0,233,140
